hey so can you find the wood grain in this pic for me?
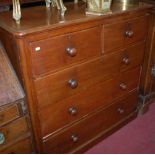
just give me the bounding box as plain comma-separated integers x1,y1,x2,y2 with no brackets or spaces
0,42,24,107
43,91,138,153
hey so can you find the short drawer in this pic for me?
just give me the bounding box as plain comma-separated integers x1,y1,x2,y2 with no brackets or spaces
34,41,144,110
38,67,141,138
0,104,20,126
30,26,101,77
42,91,138,153
104,16,148,52
0,137,32,154
0,117,29,147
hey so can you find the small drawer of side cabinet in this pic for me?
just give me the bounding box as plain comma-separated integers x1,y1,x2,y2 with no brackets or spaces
0,104,20,126
0,137,32,154
0,117,29,147
42,91,138,153
30,26,101,77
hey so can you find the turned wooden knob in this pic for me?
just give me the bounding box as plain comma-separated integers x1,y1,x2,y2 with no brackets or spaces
125,30,134,38
71,134,79,143
119,83,127,90
122,57,130,65
68,107,77,115
66,47,77,57
68,79,78,89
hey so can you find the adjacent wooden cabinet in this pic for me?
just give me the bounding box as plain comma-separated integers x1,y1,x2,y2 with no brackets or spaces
137,0,155,111
0,43,33,153
0,1,153,153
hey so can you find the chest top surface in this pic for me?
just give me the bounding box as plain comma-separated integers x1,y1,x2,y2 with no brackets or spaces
0,1,152,37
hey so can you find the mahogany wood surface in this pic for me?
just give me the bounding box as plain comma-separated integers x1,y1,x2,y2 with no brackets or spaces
0,137,32,154
0,117,29,150
43,91,138,153
30,26,101,77
0,104,20,126
0,1,153,153
0,2,152,36
104,16,148,52
39,67,140,138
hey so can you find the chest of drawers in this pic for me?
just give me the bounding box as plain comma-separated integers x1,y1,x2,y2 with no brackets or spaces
0,1,152,153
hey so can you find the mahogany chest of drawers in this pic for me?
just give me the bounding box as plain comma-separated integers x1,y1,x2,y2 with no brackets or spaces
0,1,153,153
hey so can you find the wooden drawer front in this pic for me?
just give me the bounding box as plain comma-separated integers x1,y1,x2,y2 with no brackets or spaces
0,117,29,147
34,41,144,110
30,26,101,76
42,91,138,153
104,16,148,52
0,137,32,154
0,104,20,126
38,67,140,138
119,41,145,71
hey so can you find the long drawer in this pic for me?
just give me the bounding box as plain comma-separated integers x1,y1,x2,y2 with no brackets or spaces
34,42,144,109
42,91,138,153
38,67,141,138
30,26,101,77
0,104,20,126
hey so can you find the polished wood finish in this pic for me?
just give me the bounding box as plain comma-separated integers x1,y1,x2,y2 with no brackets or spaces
39,67,140,137
104,16,148,52
34,42,144,109
30,26,101,77
43,91,138,153
0,137,32,154
0,1,152,153
0,117,29,148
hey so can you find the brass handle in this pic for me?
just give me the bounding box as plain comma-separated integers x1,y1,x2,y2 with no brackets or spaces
122,57,130,65
0,133,5,145
68,107,77,115
68,79,78,89
71,134,78,143
118,108,124,114
119,83,127,90
125,30,134,38
66,47,77,57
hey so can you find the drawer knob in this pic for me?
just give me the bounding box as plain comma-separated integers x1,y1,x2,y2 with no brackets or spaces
68,107,77,115
71,134,78,143
68,79,78,89
122,57,130,65
119,83,127,90
66,47,77,57
125,30,134,38
118,108,124,114
0,133,5,145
